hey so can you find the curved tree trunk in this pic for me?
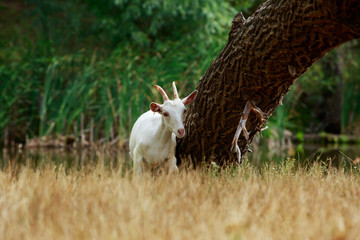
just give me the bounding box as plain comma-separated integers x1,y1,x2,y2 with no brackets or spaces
177,0,360,166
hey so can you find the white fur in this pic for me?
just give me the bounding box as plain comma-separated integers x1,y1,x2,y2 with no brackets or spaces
129,83,197,175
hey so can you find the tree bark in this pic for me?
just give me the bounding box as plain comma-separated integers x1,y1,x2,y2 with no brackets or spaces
177,0,360,166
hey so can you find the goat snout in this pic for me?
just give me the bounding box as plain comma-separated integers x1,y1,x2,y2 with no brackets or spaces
177,128,185,138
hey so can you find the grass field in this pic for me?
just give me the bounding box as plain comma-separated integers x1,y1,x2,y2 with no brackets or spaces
1,160,360,240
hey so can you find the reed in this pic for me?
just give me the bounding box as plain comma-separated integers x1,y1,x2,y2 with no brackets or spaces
0,41,222,143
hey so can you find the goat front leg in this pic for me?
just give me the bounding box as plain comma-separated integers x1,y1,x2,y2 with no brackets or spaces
167,156,179,174
132,145,144,175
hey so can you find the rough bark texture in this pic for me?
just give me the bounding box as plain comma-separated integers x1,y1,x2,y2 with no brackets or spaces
177,0,360,166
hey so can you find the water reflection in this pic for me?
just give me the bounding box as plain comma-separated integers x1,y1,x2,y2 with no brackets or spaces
1,143,359,170
1,147,130,170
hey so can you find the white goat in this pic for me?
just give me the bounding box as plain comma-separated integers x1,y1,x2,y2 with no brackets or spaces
129,82,197,174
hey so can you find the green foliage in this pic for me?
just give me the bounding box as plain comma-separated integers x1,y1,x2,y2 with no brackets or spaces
342,40,360,134
228,0,264,16
267,40,360,140
1,0,359,147
84,0,237,47
0,0,247,142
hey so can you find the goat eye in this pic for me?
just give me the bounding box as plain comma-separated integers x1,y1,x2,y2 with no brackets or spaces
163,112,169,117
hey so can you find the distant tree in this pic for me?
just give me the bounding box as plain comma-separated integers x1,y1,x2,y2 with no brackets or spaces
177,0,360,166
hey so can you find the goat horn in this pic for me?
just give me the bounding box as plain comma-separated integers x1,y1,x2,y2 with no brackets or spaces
154,85,169,101
172,82,179,99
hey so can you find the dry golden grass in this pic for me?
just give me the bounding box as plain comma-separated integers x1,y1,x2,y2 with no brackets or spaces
1,161,360,240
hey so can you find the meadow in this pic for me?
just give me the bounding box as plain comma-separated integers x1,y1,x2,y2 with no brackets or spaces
1,1,360,239
1,158,360,240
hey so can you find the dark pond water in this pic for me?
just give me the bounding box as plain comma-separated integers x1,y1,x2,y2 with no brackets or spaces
249,142,360,167
1,142,360,170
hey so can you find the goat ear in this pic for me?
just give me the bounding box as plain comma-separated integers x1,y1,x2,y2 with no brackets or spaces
182,90,198,106
150,102,162,113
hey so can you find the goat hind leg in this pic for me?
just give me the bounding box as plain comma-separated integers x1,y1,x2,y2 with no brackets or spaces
133,146,143,175
168,156,179,174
